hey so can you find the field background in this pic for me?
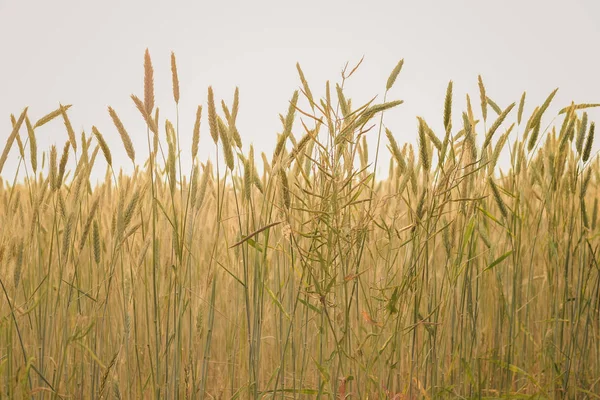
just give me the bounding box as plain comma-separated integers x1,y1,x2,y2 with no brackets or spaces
2,1,600,399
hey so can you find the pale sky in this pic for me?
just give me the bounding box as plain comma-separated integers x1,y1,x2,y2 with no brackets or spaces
1,0,599,184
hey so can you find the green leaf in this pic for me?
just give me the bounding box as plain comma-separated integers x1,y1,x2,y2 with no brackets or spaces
484,250,513,271
265,285,290,320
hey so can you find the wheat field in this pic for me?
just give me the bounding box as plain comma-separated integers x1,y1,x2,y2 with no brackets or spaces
0,50,599,399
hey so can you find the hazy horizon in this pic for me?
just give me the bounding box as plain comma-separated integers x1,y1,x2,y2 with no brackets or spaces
2,0,600,184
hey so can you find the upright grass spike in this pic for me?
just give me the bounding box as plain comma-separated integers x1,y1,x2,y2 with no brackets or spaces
444,81,453,132
478,75,488,122
576,112,588,155
527,122,541,152
386,59,404,91
171,51,180,104
144,48,155,114
517,91,527,125
56,140,70,189
207,87,219,144
49,145,57,190
192,105,202,159
418,117,430,172
284,90,300,138
583,122,595,162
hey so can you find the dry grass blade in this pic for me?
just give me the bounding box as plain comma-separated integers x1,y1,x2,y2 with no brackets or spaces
230,221,282,248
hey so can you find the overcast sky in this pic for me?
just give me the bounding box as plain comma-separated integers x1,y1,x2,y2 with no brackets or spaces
1,0,599,184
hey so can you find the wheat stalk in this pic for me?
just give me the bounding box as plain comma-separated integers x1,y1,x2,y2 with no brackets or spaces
34,105,70,129
583,122,595,162
108,106,135,163
386,59,404,91
171,51,180,104
56,141,71,189
144,49,155,114
478,75,488,122
192,105,202,160
0,107,27,175
92,126,112,167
